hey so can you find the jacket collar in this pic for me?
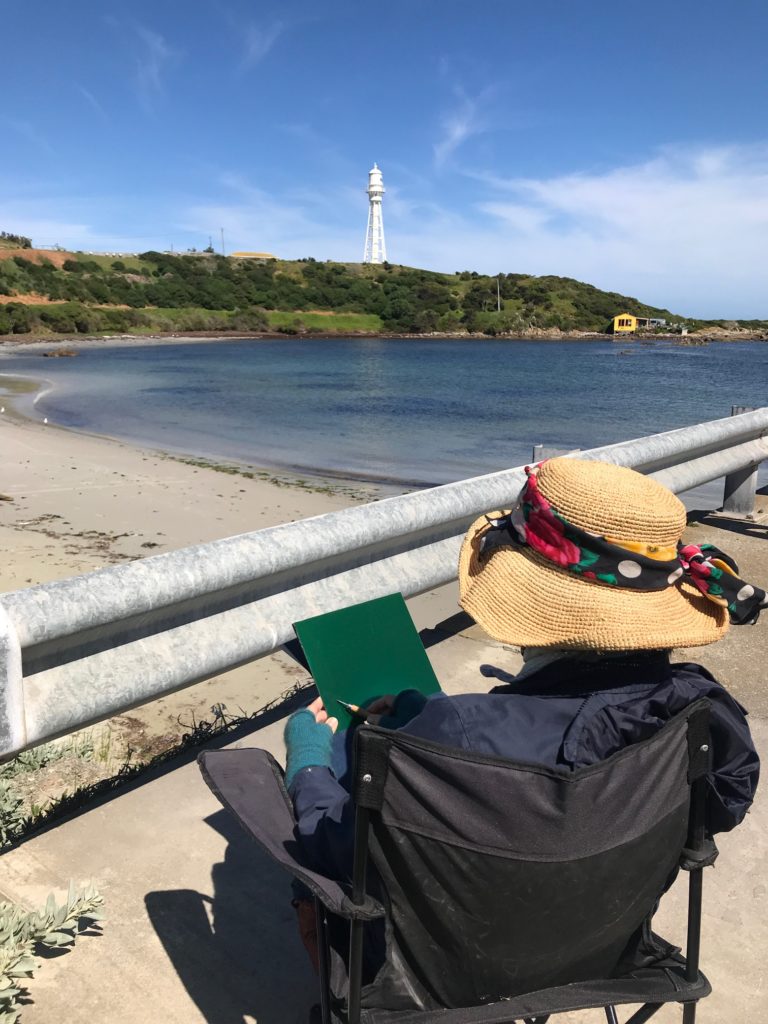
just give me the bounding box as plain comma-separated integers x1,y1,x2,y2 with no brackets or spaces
504,650,673,696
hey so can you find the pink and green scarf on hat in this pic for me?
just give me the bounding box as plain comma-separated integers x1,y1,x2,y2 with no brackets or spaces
482,463,767,626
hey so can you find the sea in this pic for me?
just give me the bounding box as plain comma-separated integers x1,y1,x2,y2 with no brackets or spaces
1,337,767,504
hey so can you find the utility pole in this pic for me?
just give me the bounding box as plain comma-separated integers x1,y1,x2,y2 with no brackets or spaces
220,227,226,257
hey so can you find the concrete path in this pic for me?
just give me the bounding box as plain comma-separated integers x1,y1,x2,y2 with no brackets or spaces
1,512,766,1023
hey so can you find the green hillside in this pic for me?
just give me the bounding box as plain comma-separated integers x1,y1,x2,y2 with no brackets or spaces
0,246,694,337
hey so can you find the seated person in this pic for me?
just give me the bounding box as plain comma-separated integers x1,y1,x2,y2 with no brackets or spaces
284,458,762,964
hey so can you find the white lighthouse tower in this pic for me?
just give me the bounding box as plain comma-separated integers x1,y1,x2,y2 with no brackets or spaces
363,163,387,264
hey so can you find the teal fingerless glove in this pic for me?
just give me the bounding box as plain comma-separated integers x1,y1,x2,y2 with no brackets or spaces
378,689,429,729
284,709,334,789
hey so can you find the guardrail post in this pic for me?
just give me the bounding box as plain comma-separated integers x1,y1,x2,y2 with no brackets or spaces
722,407,760,518
532,445,581,461
0,606,25,760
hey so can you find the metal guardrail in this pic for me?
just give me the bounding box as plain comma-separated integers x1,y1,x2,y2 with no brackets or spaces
1,407,767,759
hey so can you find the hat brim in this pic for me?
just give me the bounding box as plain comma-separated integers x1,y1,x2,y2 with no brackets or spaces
459,513,728,651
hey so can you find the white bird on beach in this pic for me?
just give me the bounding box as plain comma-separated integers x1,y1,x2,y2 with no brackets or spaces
43,417,48,424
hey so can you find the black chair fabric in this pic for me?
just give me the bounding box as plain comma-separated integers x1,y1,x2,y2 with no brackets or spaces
199,746,365,918
199,699,712,1023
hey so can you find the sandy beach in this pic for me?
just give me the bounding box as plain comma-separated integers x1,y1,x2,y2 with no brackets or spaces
0,395,371,589
0,381,383,806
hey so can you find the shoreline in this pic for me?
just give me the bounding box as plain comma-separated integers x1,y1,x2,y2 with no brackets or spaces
1,328,767,351
0,368,426,493
0,370,392,499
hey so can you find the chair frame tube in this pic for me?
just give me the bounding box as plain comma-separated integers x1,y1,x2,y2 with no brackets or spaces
315,897,334,1024
681,773,708,1024
347,804,372,1024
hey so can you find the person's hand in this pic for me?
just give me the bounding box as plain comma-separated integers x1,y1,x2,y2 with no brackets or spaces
367,690,429,729
307,696,339,734
364,694,396,716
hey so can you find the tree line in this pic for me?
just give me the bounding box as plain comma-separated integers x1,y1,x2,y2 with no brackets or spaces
0,231,32,249
0,250,679,335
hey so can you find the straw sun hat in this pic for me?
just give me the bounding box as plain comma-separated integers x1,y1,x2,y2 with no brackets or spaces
459,458,764,652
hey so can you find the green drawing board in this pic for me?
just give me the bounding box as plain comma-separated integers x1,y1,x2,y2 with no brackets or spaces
293,593,442,731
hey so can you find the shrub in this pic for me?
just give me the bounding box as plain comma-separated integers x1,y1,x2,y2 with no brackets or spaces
40,309,77,334
0,231,32,249
0,883,104,1022
230,309,269,331
4,305,32,334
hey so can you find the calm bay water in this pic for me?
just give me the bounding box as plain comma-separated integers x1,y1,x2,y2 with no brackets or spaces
1,338,767,499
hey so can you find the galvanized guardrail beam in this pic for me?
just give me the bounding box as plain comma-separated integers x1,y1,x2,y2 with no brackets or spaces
1,407,767,758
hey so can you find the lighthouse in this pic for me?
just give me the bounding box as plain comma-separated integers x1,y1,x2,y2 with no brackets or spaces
363,163,387,264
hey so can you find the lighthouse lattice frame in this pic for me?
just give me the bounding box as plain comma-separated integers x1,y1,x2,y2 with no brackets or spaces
363,163,387,264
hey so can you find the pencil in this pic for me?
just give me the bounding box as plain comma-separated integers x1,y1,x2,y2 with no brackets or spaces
337,699,370,721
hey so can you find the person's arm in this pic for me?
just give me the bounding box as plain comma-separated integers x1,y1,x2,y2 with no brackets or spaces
285,691,433,880
290,765,356,882
698,679,760,834
283,696,355,879
580,668,760,835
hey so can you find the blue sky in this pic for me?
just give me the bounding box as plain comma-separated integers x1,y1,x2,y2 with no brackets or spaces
3,0,768,316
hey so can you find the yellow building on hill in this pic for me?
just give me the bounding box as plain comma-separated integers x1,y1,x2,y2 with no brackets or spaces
613,313,642,332
611,312,667,333
229,251,277,261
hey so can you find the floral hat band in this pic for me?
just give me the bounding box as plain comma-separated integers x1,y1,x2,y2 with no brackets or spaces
481,463,767,626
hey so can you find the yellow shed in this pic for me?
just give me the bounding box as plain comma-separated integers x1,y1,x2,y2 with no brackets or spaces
612,313,638,333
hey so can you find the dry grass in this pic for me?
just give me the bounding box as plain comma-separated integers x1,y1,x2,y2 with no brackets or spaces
0,248,70,268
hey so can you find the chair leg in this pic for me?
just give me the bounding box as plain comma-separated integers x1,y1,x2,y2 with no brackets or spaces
605,1007,619,1024
682,1002,697,1024
314,898,333,1024
625,1005,663,1024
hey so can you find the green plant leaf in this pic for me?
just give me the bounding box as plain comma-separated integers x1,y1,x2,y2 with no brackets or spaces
41,931,74,946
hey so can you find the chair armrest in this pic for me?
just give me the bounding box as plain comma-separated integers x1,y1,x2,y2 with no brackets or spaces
198,748,383,920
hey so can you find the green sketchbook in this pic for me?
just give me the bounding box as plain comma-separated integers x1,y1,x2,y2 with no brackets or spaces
293,593,442,731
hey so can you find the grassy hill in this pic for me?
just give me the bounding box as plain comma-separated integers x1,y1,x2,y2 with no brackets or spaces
0,245,747,338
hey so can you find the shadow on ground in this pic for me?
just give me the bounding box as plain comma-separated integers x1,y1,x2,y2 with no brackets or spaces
688,509,768,542
146,810,316,1024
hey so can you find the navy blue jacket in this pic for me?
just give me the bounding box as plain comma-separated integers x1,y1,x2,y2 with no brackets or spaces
290,654,759,883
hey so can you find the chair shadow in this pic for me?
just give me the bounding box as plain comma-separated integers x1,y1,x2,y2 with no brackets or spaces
145,809,316,1024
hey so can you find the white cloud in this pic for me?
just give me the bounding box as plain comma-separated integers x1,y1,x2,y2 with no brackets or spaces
181,174,361,258
242,20,285,67
433,88,488,168
133,25,178,109
444,144,768,316
76,84,109,122
3,118,54,156
3,144,767,317
0,185,173,252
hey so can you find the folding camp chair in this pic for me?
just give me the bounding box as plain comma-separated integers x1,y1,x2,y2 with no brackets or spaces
199,697,715,1024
